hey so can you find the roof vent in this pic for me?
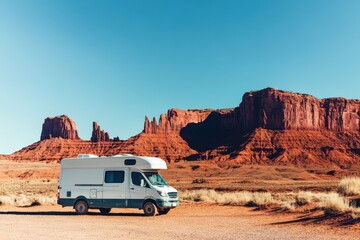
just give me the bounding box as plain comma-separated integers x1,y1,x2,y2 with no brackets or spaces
77,154,98,158
112,154,133,157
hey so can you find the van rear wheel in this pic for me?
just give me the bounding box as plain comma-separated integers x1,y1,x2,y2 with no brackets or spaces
99,208,111,215
143,202,156,216
74,200,88,215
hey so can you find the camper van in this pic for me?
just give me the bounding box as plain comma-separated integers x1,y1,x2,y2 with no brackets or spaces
57,154,179,216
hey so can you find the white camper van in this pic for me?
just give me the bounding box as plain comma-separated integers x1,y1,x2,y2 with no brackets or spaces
57,154,179,216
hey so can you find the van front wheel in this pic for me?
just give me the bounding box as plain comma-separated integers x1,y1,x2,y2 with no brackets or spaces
74,200,88,215
143,202,156,216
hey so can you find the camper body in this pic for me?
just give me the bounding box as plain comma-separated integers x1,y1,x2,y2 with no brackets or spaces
57,154,179,216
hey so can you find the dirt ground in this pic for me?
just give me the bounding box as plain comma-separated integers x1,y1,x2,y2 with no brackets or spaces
0,203,359,240
0,159,344,193
1,159,360,239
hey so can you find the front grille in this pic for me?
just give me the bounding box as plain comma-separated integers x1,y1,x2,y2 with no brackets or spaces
168,192,178,198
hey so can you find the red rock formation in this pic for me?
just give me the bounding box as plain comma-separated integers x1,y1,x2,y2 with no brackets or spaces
40,115,80,140
105,133,197,162
144,109,215,134
200,129,360,167
178,88,359,166
322,98,360,132
9,88,360,167
238,88,322,130
237,88,360,132
181,88,360,152
11,138,122,161
91,122,110,142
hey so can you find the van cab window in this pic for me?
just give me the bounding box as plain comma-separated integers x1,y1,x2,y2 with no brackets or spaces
131,172,148,187
105,171,125,183
144,172,168,186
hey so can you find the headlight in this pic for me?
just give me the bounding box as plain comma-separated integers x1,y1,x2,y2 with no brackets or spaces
157,190,167,197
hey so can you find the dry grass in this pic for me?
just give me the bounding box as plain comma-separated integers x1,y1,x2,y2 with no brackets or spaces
317,192,353,215
337,177,360,196
180,189,360,218
294,191,329,206
181,190,276,208
0,194,56,207
0,179,57,207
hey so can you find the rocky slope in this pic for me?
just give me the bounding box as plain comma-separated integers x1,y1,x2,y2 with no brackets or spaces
9,88,360,166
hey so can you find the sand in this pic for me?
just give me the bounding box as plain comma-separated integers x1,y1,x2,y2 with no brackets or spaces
0,203,358,240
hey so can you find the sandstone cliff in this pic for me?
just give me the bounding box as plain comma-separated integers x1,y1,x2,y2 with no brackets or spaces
181,88,360,152
40,115,80,140
238,88,359,132
91,122,110,142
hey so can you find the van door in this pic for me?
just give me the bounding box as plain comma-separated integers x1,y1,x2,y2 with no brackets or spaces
102,168,127,208
129,171,149,208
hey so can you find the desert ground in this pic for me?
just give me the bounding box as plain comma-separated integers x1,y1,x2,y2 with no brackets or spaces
0,204,359,240
1,159,360,239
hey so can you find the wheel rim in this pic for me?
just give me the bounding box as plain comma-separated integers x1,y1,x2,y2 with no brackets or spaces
145,204,154,214
77,202,86,213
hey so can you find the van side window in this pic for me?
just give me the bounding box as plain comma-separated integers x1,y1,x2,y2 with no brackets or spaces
131,172,146,187
105,171,125,183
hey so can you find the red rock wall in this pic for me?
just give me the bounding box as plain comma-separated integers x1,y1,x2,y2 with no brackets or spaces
237,88,360,132
322,98,360,132
40,115,80,140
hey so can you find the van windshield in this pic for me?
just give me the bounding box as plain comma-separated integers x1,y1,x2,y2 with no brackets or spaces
143,172,168,186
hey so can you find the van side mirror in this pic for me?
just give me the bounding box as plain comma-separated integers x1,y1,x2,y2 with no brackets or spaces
140,179,146,187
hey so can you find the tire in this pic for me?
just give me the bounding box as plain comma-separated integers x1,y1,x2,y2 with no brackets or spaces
158,208,170,215
74,200,89,215
143,201,157,216
99,208,111,215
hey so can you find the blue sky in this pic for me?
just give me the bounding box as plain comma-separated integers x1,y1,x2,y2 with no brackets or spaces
0,0,359,154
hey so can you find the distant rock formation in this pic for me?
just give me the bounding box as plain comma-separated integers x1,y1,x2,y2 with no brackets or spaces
180,88,360,151
40,115,80,141
144,108,220,134
91,122,110,142
238,88,360,132
11,87,360,166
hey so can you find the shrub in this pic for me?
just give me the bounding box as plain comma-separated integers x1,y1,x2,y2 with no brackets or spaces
0,196,14,206
251,192,274,207
280,201,295,210
180,190,276,207
191,165,200,171
192,178,207,184
181,190,213,202
294,191,329,206
0,194,56,207
338,177,360,196
318,192,351,215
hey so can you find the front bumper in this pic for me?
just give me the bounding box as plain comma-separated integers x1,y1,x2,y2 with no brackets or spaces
156,199,179,208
